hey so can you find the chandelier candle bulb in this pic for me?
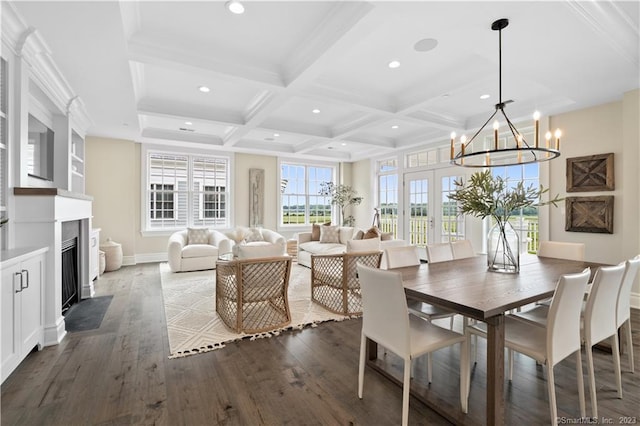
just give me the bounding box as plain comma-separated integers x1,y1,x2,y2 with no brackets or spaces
533,111,540,148
486,152,491,166
554,129,561,150
450,132,456,160
493,121,499,150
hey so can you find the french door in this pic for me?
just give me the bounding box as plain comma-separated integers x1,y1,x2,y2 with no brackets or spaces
403,169,466,258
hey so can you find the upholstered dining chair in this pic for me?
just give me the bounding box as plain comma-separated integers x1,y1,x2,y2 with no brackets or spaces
385,245,456,382
426,242,454,263
450,240,475,259
311,251,382,315
215,256,292,333
537,241,585,261
583,263,626,418
617,255,640,373
357,265,468,426
466,269,591,425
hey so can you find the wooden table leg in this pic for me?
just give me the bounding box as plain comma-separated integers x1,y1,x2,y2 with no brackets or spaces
486,314,505,426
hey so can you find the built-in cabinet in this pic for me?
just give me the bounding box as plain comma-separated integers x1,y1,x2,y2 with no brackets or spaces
70,130,85,194
1,247,47,383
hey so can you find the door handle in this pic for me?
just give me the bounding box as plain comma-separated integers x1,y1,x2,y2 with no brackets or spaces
14,271,23,293
21,269,29,290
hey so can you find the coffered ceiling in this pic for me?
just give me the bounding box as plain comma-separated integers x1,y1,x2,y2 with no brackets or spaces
11,1,640,162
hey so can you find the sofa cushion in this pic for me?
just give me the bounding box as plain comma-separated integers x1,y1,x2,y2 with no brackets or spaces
236,244,283,259
299,241,345,255
187,227,209,245
353,229,364,240
346,237,381,253
363,226,381,239
182,244,218,258
320,225,340,243
311,222,331,241
245,228,264,243
339,227,355,244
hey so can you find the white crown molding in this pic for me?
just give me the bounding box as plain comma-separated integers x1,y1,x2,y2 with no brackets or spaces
565,0,639,66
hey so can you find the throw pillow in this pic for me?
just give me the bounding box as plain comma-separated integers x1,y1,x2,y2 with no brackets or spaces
346,237,381,253
311,222,331,241
319,225,340,243
187,227,209,245
381,232,394,241
227,227,249,244
363,226,381,240
353,230,364,240
245,228,264,243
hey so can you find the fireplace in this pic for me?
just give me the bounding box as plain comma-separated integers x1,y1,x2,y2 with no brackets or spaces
61,220,81,314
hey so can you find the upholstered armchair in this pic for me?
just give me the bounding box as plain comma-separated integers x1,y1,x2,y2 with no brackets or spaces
167,228,232,272
226,227,287,259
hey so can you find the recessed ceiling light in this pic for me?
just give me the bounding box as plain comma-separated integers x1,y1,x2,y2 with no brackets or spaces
442,93,450,98
273,133,280,137
225,0,245,14
388,60,401,69
312,109,320,114
414,38,439,52
480,94,490,100
185,121,193,125
391,125,399,129
341,142,346,146
198,86,210,93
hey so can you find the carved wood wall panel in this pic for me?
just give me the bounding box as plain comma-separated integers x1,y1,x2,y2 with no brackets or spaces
566,153,614,192
565,196,614,234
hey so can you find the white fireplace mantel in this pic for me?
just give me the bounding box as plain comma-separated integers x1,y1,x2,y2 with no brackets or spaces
13,188,93,346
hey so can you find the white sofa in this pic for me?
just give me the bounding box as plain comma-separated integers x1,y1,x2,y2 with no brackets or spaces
226,227,287,259
297,226,406,269
167,229,232,272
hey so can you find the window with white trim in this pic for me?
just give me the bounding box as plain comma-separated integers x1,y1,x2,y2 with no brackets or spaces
145,150,230,230
377,158,398,236
280,162,334,226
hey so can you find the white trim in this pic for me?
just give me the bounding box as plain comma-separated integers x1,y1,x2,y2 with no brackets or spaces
122,255,136,266
135,252,167,264
631,291,640,310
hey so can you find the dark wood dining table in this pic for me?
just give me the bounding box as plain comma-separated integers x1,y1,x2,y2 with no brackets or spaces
366,254,598,426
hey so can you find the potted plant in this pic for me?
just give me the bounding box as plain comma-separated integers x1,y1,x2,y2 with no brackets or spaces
448,170,561,273
319,182,363,227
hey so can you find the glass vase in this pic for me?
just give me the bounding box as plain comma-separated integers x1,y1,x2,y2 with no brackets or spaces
487,220,520,273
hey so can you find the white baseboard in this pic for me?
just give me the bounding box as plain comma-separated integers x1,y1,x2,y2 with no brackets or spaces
134,252,168,264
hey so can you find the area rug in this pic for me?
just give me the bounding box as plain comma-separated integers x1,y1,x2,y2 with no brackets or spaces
64,295,113,332
159,263,353,359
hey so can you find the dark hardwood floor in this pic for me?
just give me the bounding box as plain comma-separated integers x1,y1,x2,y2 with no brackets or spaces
2,263,638,425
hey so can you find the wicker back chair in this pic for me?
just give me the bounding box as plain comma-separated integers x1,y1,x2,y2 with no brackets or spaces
311,251,382,315
216,256,292,333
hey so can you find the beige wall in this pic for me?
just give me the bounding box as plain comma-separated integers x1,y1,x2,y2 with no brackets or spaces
352,159,372,228
233,153,279,232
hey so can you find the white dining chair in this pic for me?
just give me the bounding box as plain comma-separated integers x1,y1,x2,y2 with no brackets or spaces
357,264,468,426
426,242,454,263
617,255,639,373
583,263,626,417
385,245,457,382
450,240,475,259
537,241,585,261
466,269,590,425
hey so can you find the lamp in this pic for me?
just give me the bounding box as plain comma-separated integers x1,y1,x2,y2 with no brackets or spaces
450,18,561,167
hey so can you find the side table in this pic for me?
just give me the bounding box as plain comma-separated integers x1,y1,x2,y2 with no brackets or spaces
286,239,298,261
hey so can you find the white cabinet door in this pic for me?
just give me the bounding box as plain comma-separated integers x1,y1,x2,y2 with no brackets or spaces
90,229,100,281
1,264,20,381
19,255,43,355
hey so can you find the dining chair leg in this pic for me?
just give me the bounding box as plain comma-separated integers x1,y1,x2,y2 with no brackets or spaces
358,333,366,399
586,343,598,418
460,340,469,414
449,315,455,330
402,357,411,426
546,364,559,426
576,349,586,418
623,320,634,372
612,334,623,398
507,349,514,381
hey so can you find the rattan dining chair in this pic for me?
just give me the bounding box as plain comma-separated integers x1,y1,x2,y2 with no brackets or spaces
357,265,468,426
311,251,382,315
215,256,292,333
466,269,591,425
583,263,626,418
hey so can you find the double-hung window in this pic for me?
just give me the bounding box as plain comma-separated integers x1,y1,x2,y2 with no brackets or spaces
280,162,334,226
145,149,230,231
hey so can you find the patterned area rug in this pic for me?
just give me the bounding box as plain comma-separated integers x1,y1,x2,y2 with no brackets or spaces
159,262,353,358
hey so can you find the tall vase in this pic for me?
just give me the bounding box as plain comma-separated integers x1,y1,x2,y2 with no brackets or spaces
487,220,520,273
